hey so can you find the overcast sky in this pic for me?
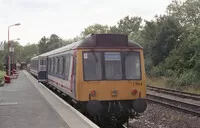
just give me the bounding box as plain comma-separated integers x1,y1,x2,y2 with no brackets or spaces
0,0,172,46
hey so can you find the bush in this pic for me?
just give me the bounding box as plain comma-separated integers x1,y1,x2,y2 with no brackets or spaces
179,70,198,85
0,77,3,83
0,61,4,71
149,66,164,77
164,69,175,77
0,70,5,83
166,70,199,90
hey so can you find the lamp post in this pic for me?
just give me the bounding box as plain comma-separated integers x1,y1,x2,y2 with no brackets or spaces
8,23,20,76
10,38,20,73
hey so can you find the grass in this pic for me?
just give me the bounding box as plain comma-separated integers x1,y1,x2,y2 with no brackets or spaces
0,70,6,83
146,76,168,88
147,76,200,94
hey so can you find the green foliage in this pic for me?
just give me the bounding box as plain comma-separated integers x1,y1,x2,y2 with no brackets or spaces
38,36,48,54
21,43,39,63
141,15,182,66
117,16,142,35
149,66,164,77
167,0,200,26
81,24,109,36
81,16,142,39
0,70,5,83
38,34,64,54
2,0,199,89
0,62,4,71
0,51,5,71
166,70,199,90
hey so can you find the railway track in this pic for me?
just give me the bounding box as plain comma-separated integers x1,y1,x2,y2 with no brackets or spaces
147,85,200,101
147,86,200,116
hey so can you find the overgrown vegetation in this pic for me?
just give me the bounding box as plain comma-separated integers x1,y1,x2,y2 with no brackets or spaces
0,0,199,92
0,70,5,83
146,0,200,91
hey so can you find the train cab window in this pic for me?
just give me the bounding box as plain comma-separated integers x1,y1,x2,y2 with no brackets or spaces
83,52,102,80
124,52,141,80
104,52,122,80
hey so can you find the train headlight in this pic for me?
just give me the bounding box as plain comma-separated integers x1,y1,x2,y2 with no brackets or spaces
131,89,138,95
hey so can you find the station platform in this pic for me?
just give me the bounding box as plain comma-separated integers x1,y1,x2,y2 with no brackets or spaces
0,71,99,128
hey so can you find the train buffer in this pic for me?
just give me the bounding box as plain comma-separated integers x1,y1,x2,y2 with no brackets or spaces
0,70,99,128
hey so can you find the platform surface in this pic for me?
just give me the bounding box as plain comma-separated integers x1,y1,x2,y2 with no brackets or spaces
0,71,69,128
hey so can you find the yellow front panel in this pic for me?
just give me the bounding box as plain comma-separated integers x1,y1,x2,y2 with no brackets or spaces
75,49,146,101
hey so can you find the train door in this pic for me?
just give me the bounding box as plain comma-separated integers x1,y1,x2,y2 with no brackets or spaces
70,51,76,97
38,56,47,82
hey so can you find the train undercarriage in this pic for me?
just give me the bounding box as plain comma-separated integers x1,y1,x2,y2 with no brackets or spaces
45,82,147,128
29,73,147,127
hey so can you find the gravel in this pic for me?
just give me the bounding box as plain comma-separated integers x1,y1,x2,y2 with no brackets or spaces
130,102,200,128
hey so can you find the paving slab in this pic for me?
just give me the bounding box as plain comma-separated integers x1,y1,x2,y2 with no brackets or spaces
24,71,99,128
0,71,69,128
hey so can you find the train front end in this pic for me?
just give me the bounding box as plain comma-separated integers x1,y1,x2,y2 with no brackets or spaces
75,34,147,126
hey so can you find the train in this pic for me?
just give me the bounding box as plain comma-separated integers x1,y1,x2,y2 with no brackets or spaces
30,34,147,127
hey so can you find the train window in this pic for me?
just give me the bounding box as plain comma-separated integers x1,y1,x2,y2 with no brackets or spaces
104,52,122,80
44,60,46,65
59,57,63,74
40,60,43,65
48,59,51,72
51,58,54,73
83,52,102,80
125,52,141,80
62,57,65,74
57,58,60,73
36,60,38,69
53,58,56,73
65,54,71,80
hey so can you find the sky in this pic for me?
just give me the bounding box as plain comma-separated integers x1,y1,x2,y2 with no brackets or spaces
0,0,173,46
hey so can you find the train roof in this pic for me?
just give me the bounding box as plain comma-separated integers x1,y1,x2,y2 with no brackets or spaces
31,34,142,59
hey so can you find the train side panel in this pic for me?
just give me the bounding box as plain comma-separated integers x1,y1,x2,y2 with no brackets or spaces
46,50,77,99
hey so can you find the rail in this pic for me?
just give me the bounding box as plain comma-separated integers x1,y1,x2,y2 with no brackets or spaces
147,85,200,99
146,93,200,117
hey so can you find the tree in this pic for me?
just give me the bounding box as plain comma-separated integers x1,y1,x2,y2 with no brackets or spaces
38,36,48,54
167,0,200,26
47,34,63,51
141,15,182,67
21,43,39,63
109,26,121,34
117,16,142,35
81,24,109,36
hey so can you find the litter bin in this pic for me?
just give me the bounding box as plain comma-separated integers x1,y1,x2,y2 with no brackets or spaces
4,75,11,83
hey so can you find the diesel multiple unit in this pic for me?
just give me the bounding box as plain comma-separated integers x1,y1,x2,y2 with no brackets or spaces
30,34,147,126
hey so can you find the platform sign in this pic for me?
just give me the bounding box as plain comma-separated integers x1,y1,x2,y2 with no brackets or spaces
0,41,4,51
104,52,121,61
